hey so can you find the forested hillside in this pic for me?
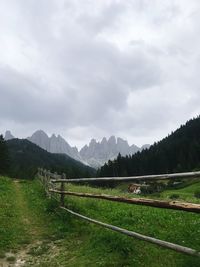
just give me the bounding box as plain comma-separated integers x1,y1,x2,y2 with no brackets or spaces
99,116,200,177
0,134,9,175
6,139,95,179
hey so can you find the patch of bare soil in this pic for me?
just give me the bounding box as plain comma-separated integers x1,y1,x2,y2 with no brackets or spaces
0,181,62,267
0,240,62,267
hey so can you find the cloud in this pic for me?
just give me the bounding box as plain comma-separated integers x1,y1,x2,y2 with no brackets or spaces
0,0,200,148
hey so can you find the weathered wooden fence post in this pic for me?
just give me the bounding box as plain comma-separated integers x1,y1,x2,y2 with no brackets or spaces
60,173,66,207
52,172,57,200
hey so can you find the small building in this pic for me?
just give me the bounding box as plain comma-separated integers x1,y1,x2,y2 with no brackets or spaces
128,183,141,194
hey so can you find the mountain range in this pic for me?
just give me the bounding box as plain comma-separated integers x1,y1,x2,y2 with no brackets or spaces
80,137,149,168
4,130,150,168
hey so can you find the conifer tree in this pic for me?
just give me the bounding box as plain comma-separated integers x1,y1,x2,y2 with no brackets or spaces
99,116,200,177
0,134,9,175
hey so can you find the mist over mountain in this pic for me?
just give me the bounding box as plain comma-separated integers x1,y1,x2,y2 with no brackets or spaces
4,130,150,168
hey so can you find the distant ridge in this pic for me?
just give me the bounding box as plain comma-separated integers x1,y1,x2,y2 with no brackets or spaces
6,138,95,179
80,136,149,168
4,130,150,168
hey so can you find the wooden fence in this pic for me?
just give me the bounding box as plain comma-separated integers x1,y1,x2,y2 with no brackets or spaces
37,168,200,257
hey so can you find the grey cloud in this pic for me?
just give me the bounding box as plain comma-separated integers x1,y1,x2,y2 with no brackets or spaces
0,65,73,125
77,1,126,34
1,0,200,148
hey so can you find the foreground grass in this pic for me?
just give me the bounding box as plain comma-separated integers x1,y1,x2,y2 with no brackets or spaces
0,177,29,255
159,181,200,203
61,182,200,267
0,176,200,266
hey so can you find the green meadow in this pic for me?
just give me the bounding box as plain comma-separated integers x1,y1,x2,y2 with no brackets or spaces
0,176,199,267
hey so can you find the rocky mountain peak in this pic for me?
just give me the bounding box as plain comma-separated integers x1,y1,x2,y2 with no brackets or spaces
51,133,56,138
79,136,150,168
28,130,81,161
7,129,150,169
101,137,107,144
108,136,116,145
4,130,15,140
141,144,151,150
117,137,128,146
90,138,97,144
33,130,48,137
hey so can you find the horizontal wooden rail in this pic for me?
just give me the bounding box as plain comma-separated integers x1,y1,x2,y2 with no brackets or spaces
60,206,200,257
49,189,200,213
38,170,200,257
51,171,200,183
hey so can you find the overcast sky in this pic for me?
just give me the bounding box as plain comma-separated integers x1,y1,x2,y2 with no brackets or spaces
0,0,200,149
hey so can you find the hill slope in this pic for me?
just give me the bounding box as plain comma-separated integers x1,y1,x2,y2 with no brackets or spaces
99,116,200,177
7,139,95,179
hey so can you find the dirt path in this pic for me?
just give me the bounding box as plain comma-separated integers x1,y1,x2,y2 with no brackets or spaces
0,180,58,267
13,180,42,240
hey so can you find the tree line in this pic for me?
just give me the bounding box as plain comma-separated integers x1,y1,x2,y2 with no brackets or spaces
0,137,95,179
0,134,10,175
98,116,200,177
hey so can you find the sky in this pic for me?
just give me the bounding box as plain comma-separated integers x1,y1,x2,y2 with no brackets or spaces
0,0,200,150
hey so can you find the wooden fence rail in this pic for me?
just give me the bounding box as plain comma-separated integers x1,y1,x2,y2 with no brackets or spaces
37,168,200,257
50,170,200,183
60,207,200,257
49,189,200,213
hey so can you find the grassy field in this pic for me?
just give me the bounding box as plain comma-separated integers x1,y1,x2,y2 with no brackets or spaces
0,176,200,266
65,179,200,203
159,181,200,203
